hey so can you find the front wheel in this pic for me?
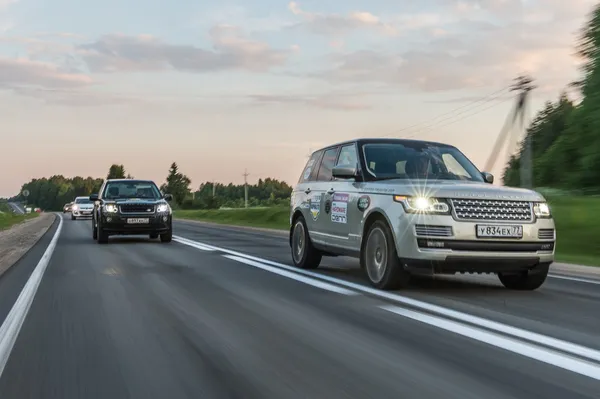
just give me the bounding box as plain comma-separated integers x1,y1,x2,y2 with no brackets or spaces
498,264,549,290
160,230,172,243
92,219,97,240
290,216,322,269
361,220,410,290
71,215,76,220
97,219,109,244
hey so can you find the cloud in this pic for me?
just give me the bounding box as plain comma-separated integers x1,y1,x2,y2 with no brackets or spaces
0,58,92,89
287,1,398,36
249,93,371,111
311,0,595,94
78,26,290,73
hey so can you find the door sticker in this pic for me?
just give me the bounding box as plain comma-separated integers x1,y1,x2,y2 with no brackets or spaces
331,193,349,224
357,195,370,211
310,193,321,221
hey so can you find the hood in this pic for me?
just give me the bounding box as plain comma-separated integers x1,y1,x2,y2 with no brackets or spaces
365,179,545,202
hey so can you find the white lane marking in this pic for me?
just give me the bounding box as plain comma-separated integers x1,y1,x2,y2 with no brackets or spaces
173,236,215,251
381,305,600,381
0,213,62,377
173,235,600,364
549,274,600,285
223,255,358,296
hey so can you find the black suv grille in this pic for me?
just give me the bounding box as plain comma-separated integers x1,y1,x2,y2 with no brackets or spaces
450,199,533,222
119,204,155,213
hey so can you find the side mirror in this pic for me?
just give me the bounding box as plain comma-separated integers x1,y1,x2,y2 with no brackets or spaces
332,165,358,179
482,172,494,184
164,194,173,201
89,194,99,201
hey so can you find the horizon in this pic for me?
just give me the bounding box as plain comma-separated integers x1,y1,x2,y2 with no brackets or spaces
0,0,595,197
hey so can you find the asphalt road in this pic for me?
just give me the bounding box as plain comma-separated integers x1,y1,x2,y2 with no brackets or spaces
0,214,599,398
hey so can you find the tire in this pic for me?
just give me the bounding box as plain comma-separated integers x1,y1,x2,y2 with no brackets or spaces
361,219,410,290
97,220,109,244
150,233,159,239
71,215,76,220
92,219,97,240
160,230,172,243
290,216,322,269
498,263,549,290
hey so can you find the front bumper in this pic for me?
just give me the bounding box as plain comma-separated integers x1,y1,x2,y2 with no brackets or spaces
393,214,555,274
101,212,172,234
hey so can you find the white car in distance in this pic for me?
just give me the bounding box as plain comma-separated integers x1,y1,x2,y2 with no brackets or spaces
71,196,94,220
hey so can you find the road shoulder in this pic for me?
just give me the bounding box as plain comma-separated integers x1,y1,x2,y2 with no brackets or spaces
0,213,56,277
175,217,288,237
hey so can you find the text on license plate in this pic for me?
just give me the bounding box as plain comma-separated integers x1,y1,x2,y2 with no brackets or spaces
476,225,523,238
127,218,149,224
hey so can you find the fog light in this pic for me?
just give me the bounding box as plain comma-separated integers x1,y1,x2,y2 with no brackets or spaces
106,217,112,222
163,216,168,222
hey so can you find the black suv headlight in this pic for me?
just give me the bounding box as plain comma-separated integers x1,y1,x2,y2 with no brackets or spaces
156,203,171,214
103,204,118,213
394,195,451,214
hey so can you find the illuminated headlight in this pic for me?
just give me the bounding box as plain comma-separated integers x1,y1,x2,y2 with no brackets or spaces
71,205,78,211
533,202,551,218
156,203,171,213
103,204,118,213
394,195,450,214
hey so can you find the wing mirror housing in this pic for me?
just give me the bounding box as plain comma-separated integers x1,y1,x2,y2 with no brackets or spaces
164,193,173,201
89,193,99,201
332,165,358,179
482,172,494,184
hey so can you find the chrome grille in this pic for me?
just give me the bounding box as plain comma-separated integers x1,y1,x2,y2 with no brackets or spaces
415,225,453,237
538,229,555,240
119,203,155,213
451,199,533,222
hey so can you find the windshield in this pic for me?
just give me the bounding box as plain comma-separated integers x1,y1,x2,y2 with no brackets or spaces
75,198,92,204
103,181,162,200
362,142,484,182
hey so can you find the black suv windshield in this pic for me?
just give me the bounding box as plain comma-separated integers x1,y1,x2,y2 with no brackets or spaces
75,198,92,204
362,142,484,182
103,181,162,200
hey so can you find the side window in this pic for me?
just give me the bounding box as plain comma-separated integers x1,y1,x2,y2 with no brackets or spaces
317,148,339,181
298,151,323,183
335,144,358,168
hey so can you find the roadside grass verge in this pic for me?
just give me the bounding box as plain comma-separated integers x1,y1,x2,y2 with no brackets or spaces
174,195,600,267
174,207,289,230
0,211,39,231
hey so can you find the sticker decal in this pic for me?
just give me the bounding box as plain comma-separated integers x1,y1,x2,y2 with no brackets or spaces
331,193,349,224
357,195,370,211
310,193,321,221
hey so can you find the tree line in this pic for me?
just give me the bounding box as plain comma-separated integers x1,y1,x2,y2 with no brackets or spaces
503,4,600,194
11,162,292,211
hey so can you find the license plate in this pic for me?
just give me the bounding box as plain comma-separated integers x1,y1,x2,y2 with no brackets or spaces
82,211,91,215
476,225,523,238
127,218,149,224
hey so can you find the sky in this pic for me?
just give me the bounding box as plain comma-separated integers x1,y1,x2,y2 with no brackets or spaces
0,0,596,196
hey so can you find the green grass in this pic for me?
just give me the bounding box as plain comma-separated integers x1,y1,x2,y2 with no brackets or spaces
175,196,600,267
174,207,290,230
0,210,39,231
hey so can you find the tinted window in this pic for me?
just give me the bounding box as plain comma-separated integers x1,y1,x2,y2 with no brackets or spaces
362,142,484,181
298,151,323,183
75,198,92,204
103,181,162,199
317,148,339,181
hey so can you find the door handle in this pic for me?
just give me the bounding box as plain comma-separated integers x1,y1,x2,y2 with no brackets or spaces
305,188,311,194
327,188,335,194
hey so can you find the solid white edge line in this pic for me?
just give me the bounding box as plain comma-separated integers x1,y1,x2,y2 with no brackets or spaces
172,235,600,364
173,236,215,251
0,213,63,377
381,305,600,381
223,255,358,296
549,274,600,285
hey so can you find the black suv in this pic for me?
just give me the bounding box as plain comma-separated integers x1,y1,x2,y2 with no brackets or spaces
89,179,174,244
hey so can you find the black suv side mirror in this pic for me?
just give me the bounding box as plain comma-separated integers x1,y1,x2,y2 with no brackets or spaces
482,172,494,184
164,194,173,201
89,193,99,201
332,165,357,179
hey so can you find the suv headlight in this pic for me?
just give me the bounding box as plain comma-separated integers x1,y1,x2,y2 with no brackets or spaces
103,204,118,213
156,203,171,213
533,202,551,218
394,195,450,214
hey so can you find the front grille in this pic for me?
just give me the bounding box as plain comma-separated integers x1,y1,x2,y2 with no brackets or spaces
538,229,555,240
415,225,453,237
119,204,155,213
450,199,533,222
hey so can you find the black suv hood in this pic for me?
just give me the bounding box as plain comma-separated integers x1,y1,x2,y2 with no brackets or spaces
106,199,166,204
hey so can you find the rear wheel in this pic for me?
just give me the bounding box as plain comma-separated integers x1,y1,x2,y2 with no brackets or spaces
160,230,172,243
361,220,410,290
290,216,322,269
498,264,549,290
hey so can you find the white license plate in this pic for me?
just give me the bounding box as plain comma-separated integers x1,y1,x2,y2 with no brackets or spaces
476,225,523,238
127,218,149,224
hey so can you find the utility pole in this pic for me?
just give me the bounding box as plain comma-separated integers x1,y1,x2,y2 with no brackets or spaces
243,169,249,208
212,182,216,197
511,75,535,189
